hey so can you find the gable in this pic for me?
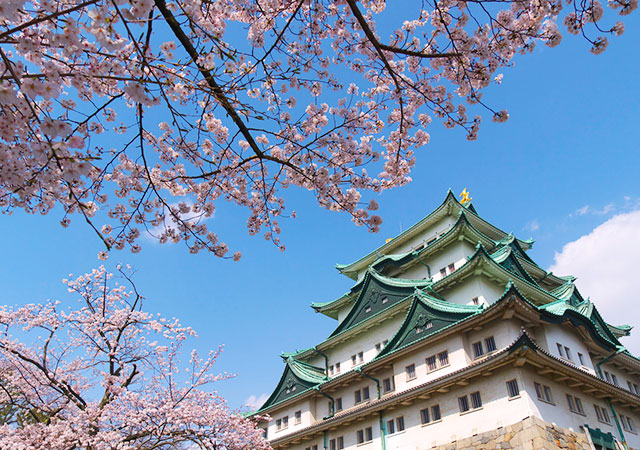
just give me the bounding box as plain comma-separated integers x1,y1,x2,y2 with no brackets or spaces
328,271,428,338
377,294,480,357
258,359,325,412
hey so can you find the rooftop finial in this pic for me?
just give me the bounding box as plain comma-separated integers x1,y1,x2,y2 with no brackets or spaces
459,188,472,206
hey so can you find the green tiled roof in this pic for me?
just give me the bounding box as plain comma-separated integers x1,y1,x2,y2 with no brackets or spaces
376,291,482,358
257,356,326,412
490,245,540,286
327,269,430,338
538,296,621,349
336,190,533,279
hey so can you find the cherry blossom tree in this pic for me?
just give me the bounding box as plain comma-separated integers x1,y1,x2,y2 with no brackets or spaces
0,0,634,259
0,266,270,450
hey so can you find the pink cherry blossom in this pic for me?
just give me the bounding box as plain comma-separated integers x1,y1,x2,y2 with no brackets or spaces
0,266,270,450
0,0,634,260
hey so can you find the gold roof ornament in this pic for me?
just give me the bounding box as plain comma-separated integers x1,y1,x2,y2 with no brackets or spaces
459,188,472,205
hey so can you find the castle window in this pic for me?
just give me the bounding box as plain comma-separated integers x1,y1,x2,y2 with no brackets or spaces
335,362,340,373
439,267,447,277
458,395,469,412
470,391,482,409
329,365,334,376
354,386,370,404
356,426,373,444
556,343,564,358
382,297,388,304
611,374,619,386
506,379,520,398
420,404,441,424
275,416,288,431
305,445,318,450
329,437,344,450
375,343,381,352
534,382,554,404
578,352,585,366
406,364,416,381
603,370,612,383
295,410,302,424
448,263,456,272
566,394,585,415
351,354,357,366
621,415,635,433
594,404,611,424
382,377,394,393
485,336,496,353
459,392,482,413
472,341,484,359
396,416,405,432
383,339,388,346
564,346,572,361
336,397,343,411
426,355,437,372
472,297,479,305
358,352,364,363
438,350,449,366
386,418,395,435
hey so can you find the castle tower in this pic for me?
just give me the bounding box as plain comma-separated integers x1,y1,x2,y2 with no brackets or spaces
252,191,639,450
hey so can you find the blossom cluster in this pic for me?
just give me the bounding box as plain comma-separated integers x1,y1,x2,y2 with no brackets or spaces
0,0,634,258
0,266,270,449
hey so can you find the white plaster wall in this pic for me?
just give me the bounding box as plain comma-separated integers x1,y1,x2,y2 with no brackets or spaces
383,366,532,448
463,319,521,362
439,276,505,307
392,216,458,256
388,334,466,393
324,314,406,380
519,366,640,449
398,240,476,282
542,324,597,375
598,360,640,392
354,216,458,283
267,398,314,440
284,365,531,450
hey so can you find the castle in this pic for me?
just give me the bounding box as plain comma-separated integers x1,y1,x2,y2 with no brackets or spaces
253,191,639,450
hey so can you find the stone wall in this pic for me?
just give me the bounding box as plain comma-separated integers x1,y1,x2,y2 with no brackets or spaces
424,415,631,450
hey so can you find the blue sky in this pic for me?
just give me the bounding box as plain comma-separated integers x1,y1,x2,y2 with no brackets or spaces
1,12,639,410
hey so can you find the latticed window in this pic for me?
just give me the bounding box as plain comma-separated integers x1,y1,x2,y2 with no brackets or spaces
458,395,470,412
506,379,520,398
472,341,484,358
406,364,416,380
470,391,482,409
534,382,554,404
485,336,496,352
396,416,405,432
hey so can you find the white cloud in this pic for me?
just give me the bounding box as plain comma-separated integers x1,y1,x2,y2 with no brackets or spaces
524,220,540,232
549,210,640,355
245,393,269,409
575,205,590,216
